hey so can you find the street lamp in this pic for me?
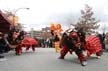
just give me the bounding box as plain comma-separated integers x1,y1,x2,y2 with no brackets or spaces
13,7,29,29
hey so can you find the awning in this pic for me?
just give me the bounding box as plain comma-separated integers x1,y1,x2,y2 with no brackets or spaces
0,10,12,33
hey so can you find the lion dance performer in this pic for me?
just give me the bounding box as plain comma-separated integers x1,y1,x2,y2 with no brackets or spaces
58,26,103,66
15,31,38,55
58,27,87,66
3,28,38,55
7,29,23,55
84,33,103,58
50,23,63,52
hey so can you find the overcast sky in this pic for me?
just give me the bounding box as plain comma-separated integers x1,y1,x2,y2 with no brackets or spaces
0,0,108,32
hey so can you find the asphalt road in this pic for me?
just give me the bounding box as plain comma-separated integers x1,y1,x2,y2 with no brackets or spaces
0,48,108,71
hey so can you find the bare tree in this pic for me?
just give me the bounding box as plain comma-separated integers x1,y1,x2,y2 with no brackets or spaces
72,4,100,33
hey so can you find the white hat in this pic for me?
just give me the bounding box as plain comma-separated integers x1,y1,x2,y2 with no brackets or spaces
70,25,75,29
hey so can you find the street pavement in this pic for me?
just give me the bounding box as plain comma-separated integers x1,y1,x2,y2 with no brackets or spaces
0,48,108,71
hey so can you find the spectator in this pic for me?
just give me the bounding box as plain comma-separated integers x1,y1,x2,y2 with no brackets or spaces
102,33,106,50
0,32,7,61
96,32,106,53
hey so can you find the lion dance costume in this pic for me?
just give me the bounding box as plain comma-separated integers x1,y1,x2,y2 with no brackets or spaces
58,27,102,66
50,23,63,52
59,28,87,66
7,29,38,55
